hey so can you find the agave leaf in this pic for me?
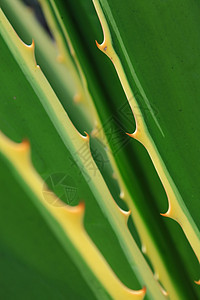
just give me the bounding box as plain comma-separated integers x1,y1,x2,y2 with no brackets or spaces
92,0,200,280
35,1,184,298
0,8,170,299
36,0,199,298
1,0,199,298
0,0,94,134
0,33,142,298
0,131,147,300
0,161,95,300
0,13,142,297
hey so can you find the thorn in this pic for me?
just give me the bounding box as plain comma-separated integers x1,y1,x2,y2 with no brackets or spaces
71,201,85,223
160,212,170,218
15,139,30,155
21,139,30,151
119,207,131,223
126,128,139,141
160,200,173,219
78,131,90,142
26,39,38,67
73,201,85,214
95,40,107,53
95,40,100,49
160,206,172,219
160,209,176,222
62,201,85,223
83,131,90,141
126,132,134,138
128,286,146,298
30,38,35,49
134,286,146,297
0,133,30,153
29,39,35,56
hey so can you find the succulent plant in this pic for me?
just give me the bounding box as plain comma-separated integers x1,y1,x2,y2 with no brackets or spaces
0,0,199,299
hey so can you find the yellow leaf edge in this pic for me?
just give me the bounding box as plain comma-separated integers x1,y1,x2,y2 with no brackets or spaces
37,2,179,297
0,8,167,299
0,131,146,300
92,0,200,284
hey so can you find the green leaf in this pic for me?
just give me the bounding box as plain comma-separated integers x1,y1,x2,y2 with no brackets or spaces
1,0,200,299
0,7,167,300
0,7,144,299
39,0,199,298
93,0,200,288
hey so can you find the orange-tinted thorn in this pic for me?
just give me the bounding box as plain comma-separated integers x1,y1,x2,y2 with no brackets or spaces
95,40,101,49
126,132,134,138
83,131,90,141
95,40,107,53
30,38,35,49
160,212,170,218
16,139,30,153
160,206,172,219
21,139,30,148
133,286,146,298
75,201,85,213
